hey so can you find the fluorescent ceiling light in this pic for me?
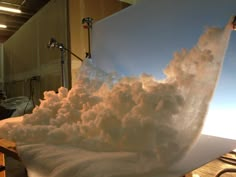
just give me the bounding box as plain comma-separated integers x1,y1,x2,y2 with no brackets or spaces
0,24,7,28
0,6,21,13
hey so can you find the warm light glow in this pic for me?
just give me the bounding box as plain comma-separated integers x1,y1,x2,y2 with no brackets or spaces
202,109,236,140
193,174,201,177
0,24,7,28
0,6,21,13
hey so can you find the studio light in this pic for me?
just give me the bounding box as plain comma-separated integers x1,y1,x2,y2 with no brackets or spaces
0,6,21,13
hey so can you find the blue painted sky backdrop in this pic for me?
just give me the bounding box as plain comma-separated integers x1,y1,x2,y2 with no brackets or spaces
92,0,236,111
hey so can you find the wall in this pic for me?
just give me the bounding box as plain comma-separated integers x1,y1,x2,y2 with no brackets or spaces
68,0,128,85
3,0,69,104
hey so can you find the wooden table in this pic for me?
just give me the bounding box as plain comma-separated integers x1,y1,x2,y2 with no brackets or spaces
0,152,5,177
0,139,18,161
0,138,19,177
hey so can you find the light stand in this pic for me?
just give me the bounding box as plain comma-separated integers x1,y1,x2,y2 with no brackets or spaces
82,17,93,58
59,44,66,87
47,38,83,87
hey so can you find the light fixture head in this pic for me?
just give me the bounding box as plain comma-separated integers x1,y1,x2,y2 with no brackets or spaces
0,6,21,13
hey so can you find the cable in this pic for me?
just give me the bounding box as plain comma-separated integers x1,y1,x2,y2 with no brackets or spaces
219,156,236,166
23,76,38,114
215,168,236,177
218,151,236,166
216,151,236,177
64,47,84,62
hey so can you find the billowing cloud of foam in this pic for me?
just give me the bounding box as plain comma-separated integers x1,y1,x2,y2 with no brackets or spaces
0,19,232,167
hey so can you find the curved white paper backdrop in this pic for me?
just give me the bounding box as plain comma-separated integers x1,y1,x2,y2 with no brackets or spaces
0,21,233,169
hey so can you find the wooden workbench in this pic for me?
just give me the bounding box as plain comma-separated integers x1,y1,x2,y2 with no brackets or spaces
0,139,19,161
0,152,5,177
0,138,20,177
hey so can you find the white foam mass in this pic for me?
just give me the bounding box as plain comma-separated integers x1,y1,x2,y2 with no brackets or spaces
0,19,232,169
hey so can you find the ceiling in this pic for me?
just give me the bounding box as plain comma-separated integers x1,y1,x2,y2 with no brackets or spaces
0,0,50,43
